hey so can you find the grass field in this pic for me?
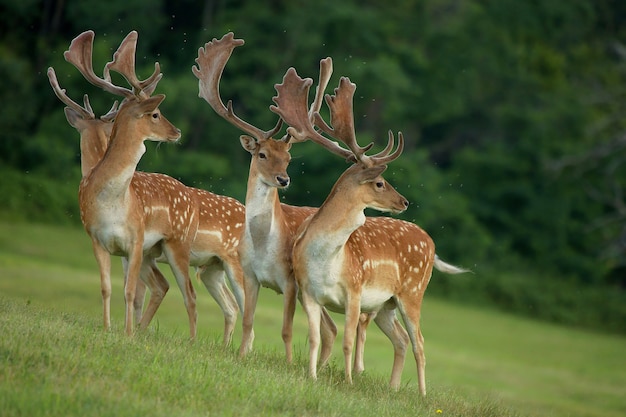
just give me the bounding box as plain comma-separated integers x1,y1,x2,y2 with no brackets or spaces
0,221,625,416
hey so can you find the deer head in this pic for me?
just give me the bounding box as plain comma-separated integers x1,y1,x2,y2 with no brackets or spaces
63,30,180,144
192,32,336,189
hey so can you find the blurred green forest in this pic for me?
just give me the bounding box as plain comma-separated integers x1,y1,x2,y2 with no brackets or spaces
1,0,625,333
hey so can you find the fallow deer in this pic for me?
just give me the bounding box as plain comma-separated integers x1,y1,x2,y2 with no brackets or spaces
193,33,373,368
46,72,149,323
274,69,468,394
53,31,247,342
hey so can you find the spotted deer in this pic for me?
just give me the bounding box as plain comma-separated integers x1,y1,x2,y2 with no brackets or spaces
52,31,247,342
274,68,468,394
46,71,149,323
193,33,374,368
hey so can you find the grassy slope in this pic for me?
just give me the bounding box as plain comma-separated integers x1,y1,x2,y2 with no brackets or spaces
0,221,624,417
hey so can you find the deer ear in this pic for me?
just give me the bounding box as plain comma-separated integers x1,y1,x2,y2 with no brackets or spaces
64,107,83,129
240,135,257,154
357,165,387,184
137,94,166,115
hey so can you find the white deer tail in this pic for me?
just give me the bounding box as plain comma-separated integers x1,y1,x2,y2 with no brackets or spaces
434,254,470,275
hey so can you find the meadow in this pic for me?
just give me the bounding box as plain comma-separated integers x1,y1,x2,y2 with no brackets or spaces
0,221,624,417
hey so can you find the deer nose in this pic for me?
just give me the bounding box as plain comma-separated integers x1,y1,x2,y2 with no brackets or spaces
276,175,290,187
402,198,409,209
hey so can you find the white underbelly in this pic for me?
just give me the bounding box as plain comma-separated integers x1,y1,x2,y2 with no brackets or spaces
255,261,288,293
309,275,393,314
360,286,394,312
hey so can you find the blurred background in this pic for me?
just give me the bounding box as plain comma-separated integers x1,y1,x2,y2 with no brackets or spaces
1,0,625,335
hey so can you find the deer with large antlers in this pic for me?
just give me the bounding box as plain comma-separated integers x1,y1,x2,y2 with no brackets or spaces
193,33,375,369
46,73,150,322
47,67,250,344
274,68,468,394
51,31,248,342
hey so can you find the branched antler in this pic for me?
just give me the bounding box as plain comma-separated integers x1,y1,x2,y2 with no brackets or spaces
193,32,282,142
63,30,161,101
272,68,404,167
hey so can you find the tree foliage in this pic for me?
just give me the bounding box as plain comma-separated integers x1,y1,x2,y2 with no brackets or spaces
1,0,625,332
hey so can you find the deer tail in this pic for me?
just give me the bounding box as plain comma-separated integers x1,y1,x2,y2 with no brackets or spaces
434,254,471,275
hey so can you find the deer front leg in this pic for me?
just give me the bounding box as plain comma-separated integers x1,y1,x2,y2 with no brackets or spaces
124,240,144,336
300,289,322,381
240,271,259,357
122,256,149,324
343,294,362,385
91,239,112,330
282,279,298,363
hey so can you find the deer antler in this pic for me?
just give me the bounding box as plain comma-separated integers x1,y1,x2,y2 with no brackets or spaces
48,66,121,123
192,32,282,142
100,101,120,122
273,71,403,167
64,30,161,101
103,31,162,98
47,67,96,120
309,57,334,123
322,78,403,167
270,67,354,160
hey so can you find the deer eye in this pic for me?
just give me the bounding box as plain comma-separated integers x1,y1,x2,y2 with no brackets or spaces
152,112,159,119
375,181,385,189
259,152,267,159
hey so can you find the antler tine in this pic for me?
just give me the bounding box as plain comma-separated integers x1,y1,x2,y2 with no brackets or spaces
63,31,134,99
309,57,333,120
369,131,404,166
104,31,162,98
141,68,164,97
193,32,278,141
323,77,374,165
271,68,354,159
82,94,95,116
369,130,396,159
47,66,95,120
100,100,120,122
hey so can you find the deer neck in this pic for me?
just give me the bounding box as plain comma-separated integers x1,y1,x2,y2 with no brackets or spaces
244,163,286,250
79,123,110,178
83,117,146,200
300,177,366,258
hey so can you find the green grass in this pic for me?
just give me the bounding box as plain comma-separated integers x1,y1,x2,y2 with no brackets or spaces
0,221,625,417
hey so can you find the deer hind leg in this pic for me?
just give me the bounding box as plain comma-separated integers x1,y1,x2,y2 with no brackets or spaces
163,243,197,340
353,312,375,374
373,308,409,390
198,261,238,347
136,258,169,331
221,256,246,314
222,256,253,348
318,308,337,368
396,297,426,396
91,240,112,330
134,278,147,323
